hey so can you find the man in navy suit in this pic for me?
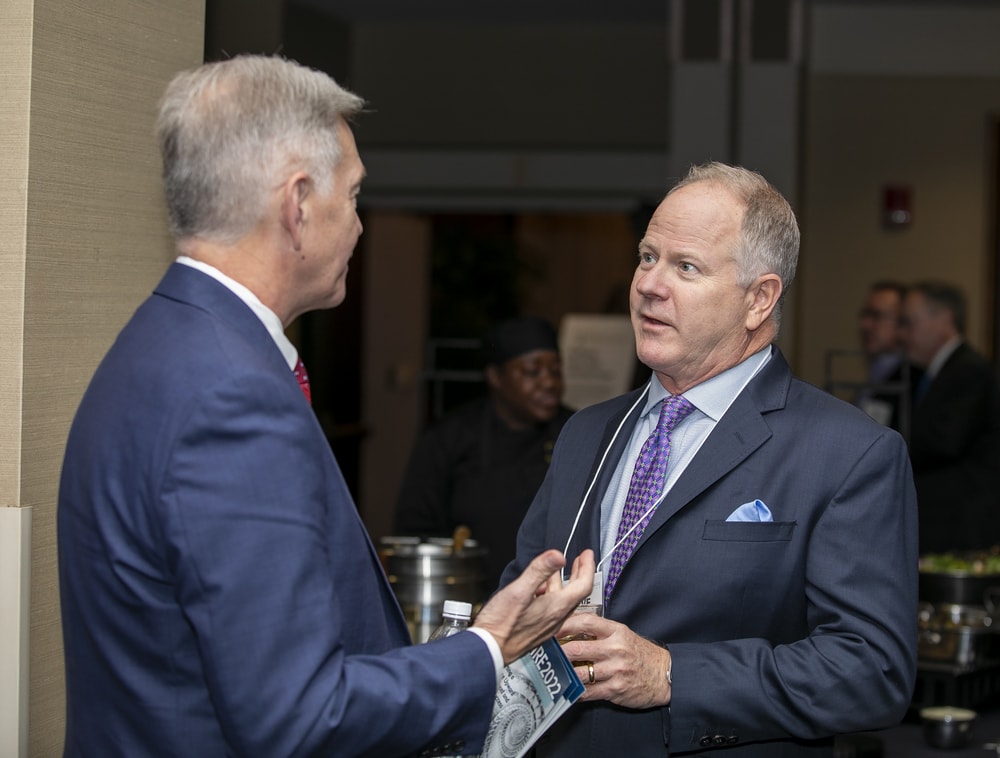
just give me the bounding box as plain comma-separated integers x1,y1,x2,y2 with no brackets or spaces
501,163,918,756
57,55,594,757
899,280,1000,553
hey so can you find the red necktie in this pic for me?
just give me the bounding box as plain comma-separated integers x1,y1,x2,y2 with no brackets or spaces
293,357,312,404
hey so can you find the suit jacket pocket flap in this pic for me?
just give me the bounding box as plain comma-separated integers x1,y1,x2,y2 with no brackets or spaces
702,520,796,542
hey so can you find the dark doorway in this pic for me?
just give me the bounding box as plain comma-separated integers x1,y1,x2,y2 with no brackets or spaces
421,213,525,421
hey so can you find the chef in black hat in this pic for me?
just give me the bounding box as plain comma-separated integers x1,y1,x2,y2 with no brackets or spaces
394,316,574,592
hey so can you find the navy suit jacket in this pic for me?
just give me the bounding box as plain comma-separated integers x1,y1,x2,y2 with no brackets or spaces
58,263,495,757
501,349,918,757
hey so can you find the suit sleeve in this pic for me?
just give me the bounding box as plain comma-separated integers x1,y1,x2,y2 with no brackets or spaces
161,371,495,756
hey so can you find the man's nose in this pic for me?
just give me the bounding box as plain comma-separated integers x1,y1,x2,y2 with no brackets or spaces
634,269,664,297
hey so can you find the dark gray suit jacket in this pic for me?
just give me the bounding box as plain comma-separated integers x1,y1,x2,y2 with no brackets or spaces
502,349,918,757
909,341,1000,553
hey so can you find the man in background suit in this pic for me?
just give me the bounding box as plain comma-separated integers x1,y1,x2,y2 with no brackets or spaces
855,280,920,436
57,55,593,757
501,163,918,756
899,280,1000,553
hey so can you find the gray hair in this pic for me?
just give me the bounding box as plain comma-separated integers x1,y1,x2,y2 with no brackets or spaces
157,55,365,244
671,162,800,328
910,280,967,335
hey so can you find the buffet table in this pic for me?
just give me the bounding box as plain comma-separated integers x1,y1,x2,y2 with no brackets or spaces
838,697,1000,757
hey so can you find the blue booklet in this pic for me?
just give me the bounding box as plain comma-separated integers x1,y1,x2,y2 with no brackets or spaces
476,637,585,758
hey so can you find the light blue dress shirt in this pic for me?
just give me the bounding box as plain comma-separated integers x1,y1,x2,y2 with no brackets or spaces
598,346,773,566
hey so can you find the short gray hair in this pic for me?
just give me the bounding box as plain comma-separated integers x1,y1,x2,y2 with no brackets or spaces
671,162,800,328
910,280,967,335
157,55,365,244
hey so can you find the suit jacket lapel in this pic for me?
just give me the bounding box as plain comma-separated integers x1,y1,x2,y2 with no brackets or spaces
922,341,968,404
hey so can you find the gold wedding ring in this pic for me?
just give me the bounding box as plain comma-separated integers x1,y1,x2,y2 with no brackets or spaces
587,662,595,685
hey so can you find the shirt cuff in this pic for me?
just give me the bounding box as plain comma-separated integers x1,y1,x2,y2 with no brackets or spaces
467,627,504,683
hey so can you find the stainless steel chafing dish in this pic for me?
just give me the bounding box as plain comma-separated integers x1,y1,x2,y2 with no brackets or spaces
918,602,1000,667
379,534,488,644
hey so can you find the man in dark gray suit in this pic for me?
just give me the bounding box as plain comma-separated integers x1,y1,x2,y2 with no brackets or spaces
900,280,1000,553
501,163,918,756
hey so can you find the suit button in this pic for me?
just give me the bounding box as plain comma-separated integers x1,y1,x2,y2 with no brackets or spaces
714,735,728,745
727,735,739,744
699,736,714,747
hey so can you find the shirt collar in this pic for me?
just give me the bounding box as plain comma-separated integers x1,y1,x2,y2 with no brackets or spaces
642,346,773,422
175,256,298,370
927,336,962,379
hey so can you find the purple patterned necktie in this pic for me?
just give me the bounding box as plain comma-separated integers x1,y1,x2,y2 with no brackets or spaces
604,395,695,605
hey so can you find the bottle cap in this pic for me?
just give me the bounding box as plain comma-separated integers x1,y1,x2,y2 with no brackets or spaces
442,600,473,619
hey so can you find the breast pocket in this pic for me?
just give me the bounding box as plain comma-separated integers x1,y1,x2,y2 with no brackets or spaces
696,520,802,640
701,520,796,542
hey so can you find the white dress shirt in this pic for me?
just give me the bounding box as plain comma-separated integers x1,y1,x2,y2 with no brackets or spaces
176,256,299,371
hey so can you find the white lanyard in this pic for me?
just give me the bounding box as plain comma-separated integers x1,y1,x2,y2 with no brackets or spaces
560,382,651,580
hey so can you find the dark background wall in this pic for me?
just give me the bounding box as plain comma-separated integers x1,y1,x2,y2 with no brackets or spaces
204,0,1000,540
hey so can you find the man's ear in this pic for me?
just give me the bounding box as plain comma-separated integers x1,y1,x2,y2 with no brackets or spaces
280,172,311,252
746,274,783,331
484,364,501,392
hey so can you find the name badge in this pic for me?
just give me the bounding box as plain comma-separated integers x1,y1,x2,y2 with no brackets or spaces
576,570,604,617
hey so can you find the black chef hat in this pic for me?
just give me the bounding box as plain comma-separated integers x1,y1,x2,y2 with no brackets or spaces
482,316,559,367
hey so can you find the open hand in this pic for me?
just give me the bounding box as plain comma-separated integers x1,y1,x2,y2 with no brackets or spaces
474,549,595,664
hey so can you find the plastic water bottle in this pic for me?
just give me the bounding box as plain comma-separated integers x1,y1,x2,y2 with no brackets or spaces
427,600,472,641
428,601,473,757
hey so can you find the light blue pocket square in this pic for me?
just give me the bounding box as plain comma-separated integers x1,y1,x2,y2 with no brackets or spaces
726,499,773,522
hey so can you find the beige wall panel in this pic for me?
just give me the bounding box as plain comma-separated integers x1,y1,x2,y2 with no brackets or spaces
1,2,35,752
0,0,32,509
798,74,1000,390
18,1,205,754
361,212,431,542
